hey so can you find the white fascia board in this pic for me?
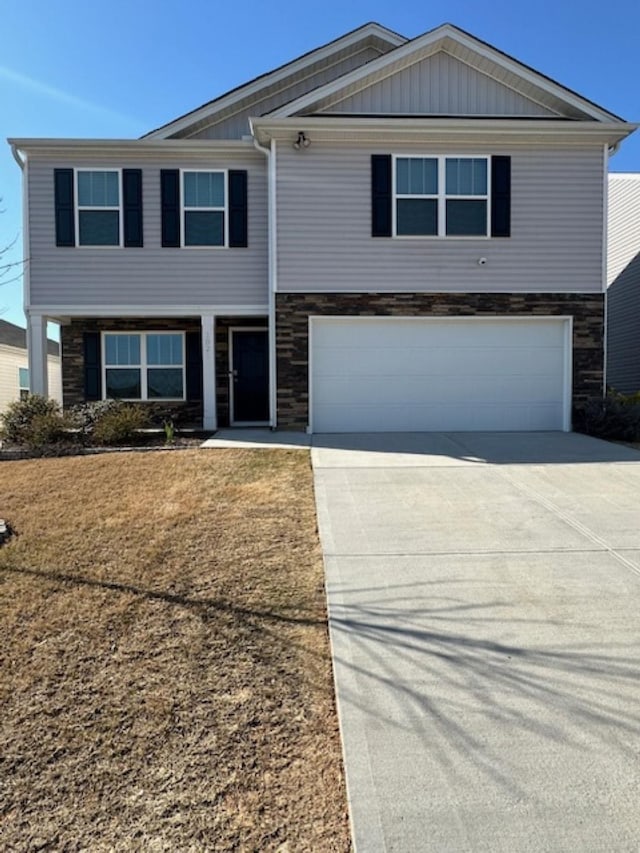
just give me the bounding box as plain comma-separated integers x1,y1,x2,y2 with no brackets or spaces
252,116,638,146
143,23,407,141
8,138,256,156
265,23,622,124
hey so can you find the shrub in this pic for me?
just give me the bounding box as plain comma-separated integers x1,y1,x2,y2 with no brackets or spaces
1,395,65,445
90,402,150,446
69,399,124,441
576,391,640,442
22,412,73,451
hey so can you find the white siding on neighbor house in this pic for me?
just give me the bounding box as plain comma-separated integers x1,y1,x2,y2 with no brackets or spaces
606,174,640,393
607,175,640,284
276,142,604,294
321,52,556,117
28,151,268,310
0,344,62,412
188,47,383,140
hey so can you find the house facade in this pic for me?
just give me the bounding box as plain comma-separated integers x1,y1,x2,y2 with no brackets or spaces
607,173,640,394
0,319,62,412
9,23,635,432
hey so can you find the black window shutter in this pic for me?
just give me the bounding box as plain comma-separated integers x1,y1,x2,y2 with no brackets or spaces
185,331,202,400
123,169,143,247
83,332,101,401
371,155,392,238
228,170,248,247
161,169,180,247
54,168,75,246
491,156,511,238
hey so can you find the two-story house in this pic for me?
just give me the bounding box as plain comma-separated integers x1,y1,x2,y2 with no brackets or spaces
9,22,635,432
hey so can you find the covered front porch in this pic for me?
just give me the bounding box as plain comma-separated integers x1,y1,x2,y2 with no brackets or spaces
27,311,272,431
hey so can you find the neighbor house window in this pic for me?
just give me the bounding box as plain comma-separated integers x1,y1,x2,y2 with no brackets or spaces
182,171,226,246
102,332,185,400
394,156,489,237
76,170,122,246
18,367,29,400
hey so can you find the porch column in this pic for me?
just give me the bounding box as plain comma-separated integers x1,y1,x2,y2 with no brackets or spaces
201,313,217,431
27,313,48,397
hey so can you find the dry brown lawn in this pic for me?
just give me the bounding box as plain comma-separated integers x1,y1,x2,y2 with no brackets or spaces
0,450,350,852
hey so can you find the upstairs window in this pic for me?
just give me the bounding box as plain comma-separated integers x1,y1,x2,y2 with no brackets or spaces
76,170,122,246
103,332,185,400
394,156,489,238
182,171,226,246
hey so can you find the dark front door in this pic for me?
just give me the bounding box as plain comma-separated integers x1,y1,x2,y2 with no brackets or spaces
230,329,269,423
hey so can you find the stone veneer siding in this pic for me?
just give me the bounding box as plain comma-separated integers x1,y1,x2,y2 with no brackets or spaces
61,318,203,425
275,292,605,431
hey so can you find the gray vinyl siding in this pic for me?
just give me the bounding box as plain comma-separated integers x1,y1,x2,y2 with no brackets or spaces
188,47,383,140
28,151,268,309
323,52,556,116
276,142,604,294
606,175,640,392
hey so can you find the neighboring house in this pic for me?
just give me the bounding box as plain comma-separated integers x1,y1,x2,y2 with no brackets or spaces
8,22,636,432
607,173,640,394
0,319,62,412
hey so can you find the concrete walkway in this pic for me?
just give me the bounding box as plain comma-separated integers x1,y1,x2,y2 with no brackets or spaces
311,432,640,852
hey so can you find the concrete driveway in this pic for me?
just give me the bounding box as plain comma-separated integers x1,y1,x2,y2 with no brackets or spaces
312,432,640,852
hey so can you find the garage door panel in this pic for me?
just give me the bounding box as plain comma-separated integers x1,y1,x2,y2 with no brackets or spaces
310,318,569,433
313,345,565,377
314,374,563,407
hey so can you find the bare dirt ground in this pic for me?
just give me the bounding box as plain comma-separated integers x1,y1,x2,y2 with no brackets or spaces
0,449,350,852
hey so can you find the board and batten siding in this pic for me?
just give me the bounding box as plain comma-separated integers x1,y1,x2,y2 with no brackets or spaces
606,174,640,393
27,152,268,309
276,142,604,294
323,52,556,117
188,47,383,140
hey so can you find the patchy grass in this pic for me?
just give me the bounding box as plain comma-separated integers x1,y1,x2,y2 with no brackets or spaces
0,450,350,852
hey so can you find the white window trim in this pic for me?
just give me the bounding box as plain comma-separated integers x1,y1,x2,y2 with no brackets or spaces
101,331,186,402
74,168,123,248
392,155,491,240
180,168,229,249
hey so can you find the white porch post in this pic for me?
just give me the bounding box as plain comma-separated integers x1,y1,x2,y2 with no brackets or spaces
27,313,48,397
201,314,217,431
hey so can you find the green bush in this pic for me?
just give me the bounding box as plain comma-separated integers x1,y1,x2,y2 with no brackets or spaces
90,402,150,446
576,391,640,442
0,395,65,445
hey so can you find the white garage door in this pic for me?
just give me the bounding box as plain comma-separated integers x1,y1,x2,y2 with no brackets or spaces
310,317,570,432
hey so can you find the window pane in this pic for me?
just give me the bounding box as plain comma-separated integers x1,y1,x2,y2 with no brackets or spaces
147,368,183,398
446,158,487,195
397,198,438,235
446,199,487,235
105,334,140,366
147,334,183,365
184,211,224,245
105,368,141,398
79,210,119,245
78,171,119,206
19,367,29,388
396,158,437,195
184,172,224,207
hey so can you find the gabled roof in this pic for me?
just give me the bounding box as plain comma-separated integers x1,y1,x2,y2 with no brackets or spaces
144,22,406,140
0,319,59,356
264,23,624,123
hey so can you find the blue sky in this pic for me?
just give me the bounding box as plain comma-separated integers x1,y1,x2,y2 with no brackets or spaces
2,0,639,329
